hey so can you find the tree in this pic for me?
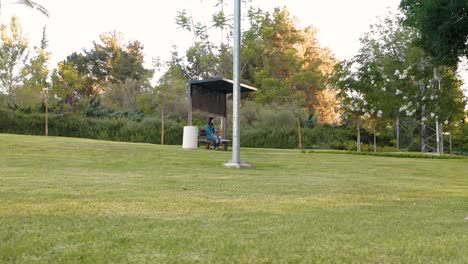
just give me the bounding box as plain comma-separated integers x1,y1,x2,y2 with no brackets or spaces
245,8,330,149
354,14,423,151
175,1,233,79
335,12,466,153
102,78,140,112
335,61,384,152
50,62,85,112
400,0,468,67
313,89,340,125
52,32,153,112
0,16,29,108
153,51,188,144
15,26,50,109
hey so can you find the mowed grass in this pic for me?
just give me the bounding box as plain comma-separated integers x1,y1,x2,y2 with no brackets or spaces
0,134,467,263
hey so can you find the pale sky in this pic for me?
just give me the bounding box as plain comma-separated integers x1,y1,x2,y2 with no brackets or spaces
1,0,466,95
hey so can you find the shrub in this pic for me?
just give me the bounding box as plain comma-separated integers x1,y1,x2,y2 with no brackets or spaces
0,109,184,145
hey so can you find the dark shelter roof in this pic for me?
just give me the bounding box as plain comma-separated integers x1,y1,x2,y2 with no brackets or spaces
189,78,257,118
189,78,257,94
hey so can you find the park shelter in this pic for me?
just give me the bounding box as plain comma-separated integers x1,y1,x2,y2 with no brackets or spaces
188,78,257,138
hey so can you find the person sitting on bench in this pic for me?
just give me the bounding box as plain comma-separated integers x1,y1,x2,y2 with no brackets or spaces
204,117,222,150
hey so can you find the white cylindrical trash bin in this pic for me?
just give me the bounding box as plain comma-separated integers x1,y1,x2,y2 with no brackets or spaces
182,126,199,150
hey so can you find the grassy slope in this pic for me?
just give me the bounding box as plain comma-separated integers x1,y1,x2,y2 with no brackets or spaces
0,134,467,263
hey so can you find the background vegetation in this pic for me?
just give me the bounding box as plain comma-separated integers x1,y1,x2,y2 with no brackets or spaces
0,0,466,154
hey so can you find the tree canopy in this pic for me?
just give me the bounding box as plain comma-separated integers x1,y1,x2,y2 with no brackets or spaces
399,0,468,66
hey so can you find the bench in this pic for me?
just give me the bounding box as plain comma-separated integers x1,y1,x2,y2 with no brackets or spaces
199,129,230,151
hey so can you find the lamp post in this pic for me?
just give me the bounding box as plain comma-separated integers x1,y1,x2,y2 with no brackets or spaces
224,0,252,168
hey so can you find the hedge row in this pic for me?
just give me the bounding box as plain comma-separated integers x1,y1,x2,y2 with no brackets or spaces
0,110,358,149
0,110,183,145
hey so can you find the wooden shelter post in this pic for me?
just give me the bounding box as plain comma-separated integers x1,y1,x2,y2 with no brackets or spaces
187,83,192,126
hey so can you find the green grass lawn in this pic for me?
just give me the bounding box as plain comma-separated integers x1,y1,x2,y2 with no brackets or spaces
0,134,467,263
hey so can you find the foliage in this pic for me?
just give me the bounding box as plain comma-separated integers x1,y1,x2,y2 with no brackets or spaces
334,13,466,152
50,62,85,112
241,8,333,148
0,109,184,145
175,1,232,79
102,78,141,112
399,0,468,66
15,27,50,109
0,16,29,108
50,31,153,113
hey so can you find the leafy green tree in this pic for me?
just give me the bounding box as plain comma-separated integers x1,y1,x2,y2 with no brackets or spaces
155,66,187,145
15,26,50,109
334,61,382,152
353,14,424,150
400,0,468,67
144,49,188,144
336,12,466,153
102,78,140,112
53,32,153,112
175,0,232,79
244,8,330,149
0,16,29,108
50,62,85,112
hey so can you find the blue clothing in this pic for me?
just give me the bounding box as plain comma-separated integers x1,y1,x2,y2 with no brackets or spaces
205,123,221,148
204,123,216,137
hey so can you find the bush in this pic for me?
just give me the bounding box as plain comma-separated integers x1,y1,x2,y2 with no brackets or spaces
239,125,354,149
0,109,184,145
2,108,464,153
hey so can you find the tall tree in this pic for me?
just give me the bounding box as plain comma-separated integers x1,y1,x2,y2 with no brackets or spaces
53,32,153,112
245,8,330,148
154,63,187,144
335,12,466,153
15,26,50,109
175,1,233,79
0,16,29,108
50,62,84,112
400,0,468,67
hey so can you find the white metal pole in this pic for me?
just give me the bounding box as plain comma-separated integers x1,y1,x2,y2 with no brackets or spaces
224,0,251,168
232,0,241,164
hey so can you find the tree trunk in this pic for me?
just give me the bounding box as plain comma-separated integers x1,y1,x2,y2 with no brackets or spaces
296,115,303,149
161,108,165,145
396,116,400,151
356,118,361,152
373,122,377,153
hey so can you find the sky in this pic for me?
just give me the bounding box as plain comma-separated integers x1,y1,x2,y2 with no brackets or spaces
0,0,466,94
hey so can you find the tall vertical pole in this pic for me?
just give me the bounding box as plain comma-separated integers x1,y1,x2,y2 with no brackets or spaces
232,0,241,164
225,0,251,168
